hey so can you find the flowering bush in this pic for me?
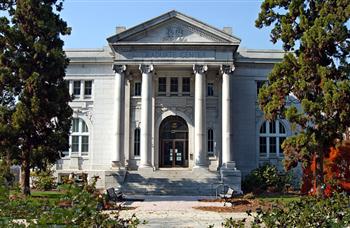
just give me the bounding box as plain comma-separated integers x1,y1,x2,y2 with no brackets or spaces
301,141,350,197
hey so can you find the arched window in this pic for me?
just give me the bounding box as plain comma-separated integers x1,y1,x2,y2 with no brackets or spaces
208,129,214,156
259,120,287,157
134,128,140,157
65,118,89,157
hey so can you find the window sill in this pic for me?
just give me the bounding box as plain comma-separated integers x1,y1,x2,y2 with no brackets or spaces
71,98,94,102
208,155,217,160
61,156,89,160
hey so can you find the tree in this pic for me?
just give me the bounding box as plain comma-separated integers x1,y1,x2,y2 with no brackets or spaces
256,0,350,197
0,0,72,195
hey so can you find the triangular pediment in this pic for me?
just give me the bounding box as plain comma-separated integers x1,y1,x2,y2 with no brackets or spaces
107,10,241,45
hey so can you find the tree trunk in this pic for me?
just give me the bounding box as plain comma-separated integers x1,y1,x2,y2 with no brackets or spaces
315,149,324,197
21,151,31,196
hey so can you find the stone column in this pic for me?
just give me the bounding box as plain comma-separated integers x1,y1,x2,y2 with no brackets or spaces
139,64,154,171
193,64,208,169
220,64,242,192
221,65,234,166
112,65,126,168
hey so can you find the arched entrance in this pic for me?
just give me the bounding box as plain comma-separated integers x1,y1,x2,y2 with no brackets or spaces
159,116,189,167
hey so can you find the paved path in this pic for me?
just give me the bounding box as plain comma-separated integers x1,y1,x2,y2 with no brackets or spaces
119,196,249,228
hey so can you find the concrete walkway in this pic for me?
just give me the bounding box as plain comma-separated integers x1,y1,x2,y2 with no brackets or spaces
119,196,249,228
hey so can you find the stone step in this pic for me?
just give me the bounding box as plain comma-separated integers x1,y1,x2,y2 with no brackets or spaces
120,169,220,196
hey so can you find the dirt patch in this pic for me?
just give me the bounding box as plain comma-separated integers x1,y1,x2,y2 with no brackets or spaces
194,199,272,213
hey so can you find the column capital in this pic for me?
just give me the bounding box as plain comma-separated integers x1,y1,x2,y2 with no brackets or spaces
220,64,235,75
113,64,126,74
139,64,154,74
193,64,208,74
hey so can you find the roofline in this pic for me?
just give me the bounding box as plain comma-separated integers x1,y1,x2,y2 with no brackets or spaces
109,42,240,46
107,10,241,44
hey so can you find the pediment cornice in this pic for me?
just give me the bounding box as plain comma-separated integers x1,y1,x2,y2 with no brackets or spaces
107,10,241,45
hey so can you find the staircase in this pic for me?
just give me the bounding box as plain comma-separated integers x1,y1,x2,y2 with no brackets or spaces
120,168,221,196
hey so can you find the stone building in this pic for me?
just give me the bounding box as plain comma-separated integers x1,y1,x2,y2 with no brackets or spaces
55,10,290,192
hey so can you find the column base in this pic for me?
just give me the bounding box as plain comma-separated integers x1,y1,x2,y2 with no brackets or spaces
111,161,122,170
220,161,242,194
138,165,154,174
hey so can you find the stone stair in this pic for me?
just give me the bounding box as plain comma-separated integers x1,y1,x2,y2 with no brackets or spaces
120,168,221,196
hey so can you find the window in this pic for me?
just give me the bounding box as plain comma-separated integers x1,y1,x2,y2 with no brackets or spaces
134,82,141,96
207,83,214,96
259,120,287,157
66,118,89,157
70,80,93,100
158,77,166,96
182,78,190,96
84,80,92,97
208,129,214,156
170,78,178,96
73,81,81,97
134,128,140,156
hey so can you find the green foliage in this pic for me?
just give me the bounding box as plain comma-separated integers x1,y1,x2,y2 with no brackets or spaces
255,0,350,195
251,192,350,227
0,177,143,227
0,160,14,187
242,164,291,194
32,170,55,191
0,0,73,194
222,217,246,228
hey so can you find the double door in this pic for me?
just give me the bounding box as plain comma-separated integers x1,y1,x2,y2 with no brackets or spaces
161,140,188,167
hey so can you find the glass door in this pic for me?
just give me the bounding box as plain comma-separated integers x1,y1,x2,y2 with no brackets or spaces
162,140,173,167
174,141,184,166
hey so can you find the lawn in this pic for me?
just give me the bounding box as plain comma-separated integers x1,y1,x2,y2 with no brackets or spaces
257,194,300,203
30,190,64,199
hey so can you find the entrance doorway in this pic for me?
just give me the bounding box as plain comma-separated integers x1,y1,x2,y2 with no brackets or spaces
159,116,188,167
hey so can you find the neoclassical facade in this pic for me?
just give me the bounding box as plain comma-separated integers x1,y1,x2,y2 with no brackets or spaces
56,11,289,189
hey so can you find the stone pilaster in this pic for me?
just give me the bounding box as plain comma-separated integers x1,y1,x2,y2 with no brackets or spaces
193,64,208,169
139,64,154,171
112,65,126,168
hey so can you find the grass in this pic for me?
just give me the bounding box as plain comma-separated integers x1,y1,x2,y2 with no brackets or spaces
30,191,64,199
257,194,300,203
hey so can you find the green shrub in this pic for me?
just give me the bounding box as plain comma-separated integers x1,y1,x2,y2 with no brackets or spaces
32,170,55,191
251,192,350,227
0,160,14,187
0,176,143,227
242,164,291,194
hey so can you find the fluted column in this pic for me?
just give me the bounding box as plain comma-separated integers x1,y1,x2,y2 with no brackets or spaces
139,64,154,170
112,65,126,167
221,65,235,166
193,64,208,168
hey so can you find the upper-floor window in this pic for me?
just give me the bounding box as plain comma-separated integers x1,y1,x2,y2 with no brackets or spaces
182,78,190,96
158,77,166,96
63,118,89,157
207,82,214,96
84,81,92,97
73,81,81,97
134,82,141,96
259,120,287,158
170,78,178,96
70,80,93,100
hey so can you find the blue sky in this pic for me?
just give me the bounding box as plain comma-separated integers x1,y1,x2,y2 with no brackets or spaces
61,0,283,50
